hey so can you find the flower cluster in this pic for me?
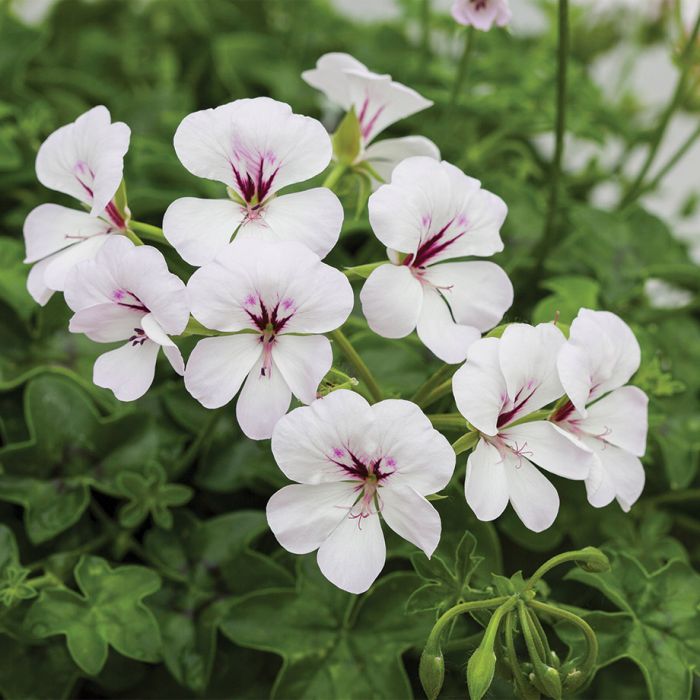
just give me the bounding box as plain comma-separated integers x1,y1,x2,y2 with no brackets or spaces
22,50,648,594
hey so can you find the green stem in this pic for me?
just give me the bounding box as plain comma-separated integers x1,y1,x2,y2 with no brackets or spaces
26,572,62,589
123,227,144,246
642,488,700,507
419,378,454,408
172,407,224,478
343,261,385,280
524,547,609,593
505,611,535,699
411,364,456,405
452,430,479,455
329,329,383,402
449,26,476,111
619,11,700,208
426,596,510,649
428,413,468,432
129,220,167,244
323,162,348,190
533,0,569,278
421,0,431,59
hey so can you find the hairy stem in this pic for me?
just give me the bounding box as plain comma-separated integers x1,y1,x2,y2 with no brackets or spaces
412,364,456,405
329,329,383,402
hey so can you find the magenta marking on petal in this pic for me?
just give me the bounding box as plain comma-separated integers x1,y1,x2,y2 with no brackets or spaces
407,217,468,268
497,385,537,428
114,289,149,313
128,328,148,346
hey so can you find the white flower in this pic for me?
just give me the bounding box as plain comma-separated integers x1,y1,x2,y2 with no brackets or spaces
24,106,131,305
64,237,189,402
184,238,354,440
554,309,648,511
302,52,439,184
452,323,595,532
452,0,512,31
164,97,342,266
360,157,513,363
266,390,455,593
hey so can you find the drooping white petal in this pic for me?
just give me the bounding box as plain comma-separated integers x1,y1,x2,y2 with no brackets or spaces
266,482,357,554
416,286,480,364
360,263,423,338
23,203,112,263
501,421,593,480
464,439,510,522
162,197,242,267
184,335,261,409
302,52,369,110
93,339,160,402
422,261,513,332
362,135,440,188
273,335,332,405
498,323,566,420
236,355,292,440
69,303,142,342
140,313,176,347
452,337,506,436
316,511,386,594
163,345,185,376
583,454,617,509
173,97,331,200
380,485,441,557
42,234,111,293
370,399,455,495
26,257,54,306
271,389,376,485
35,105,130,216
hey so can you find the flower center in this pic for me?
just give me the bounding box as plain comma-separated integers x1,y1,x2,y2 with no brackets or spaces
113,289,149,313
357,93,386,142
72,161,125,229
229,145,280,205
402,214,469,269
243,295,296,378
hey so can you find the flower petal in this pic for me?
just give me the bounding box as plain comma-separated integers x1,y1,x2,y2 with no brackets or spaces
43,234,111,293
162,197,242,267
184,335,262,409
302,52,369,110
464,439,510,522
504,454,560,532
163,345,185,376
360,263,423,338
93,339,160,402
273,335,332,405
583,453,617,509
69,303,142,342
381,485,442,557
362,135,440,188
26,258,54,306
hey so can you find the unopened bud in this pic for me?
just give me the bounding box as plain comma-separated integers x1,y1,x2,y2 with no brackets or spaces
419,646,444,700
467,644,497,700
575,547,610,573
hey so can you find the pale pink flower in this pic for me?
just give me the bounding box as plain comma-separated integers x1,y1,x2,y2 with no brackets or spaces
452,0,512,31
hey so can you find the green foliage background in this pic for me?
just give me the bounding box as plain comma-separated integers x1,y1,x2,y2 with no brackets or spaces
0,0,699,698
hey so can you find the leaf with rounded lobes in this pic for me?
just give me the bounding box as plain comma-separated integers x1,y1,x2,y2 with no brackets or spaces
220,557,432,700
24,555,162,676
559,551,700,700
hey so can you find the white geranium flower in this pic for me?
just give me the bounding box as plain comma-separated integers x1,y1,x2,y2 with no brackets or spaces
360,157,513,363
163,97,342,266
267,389,455,593
24,106,131,305
184,238,354,440
554,309,648,511
453,323,595,532
452,0,512,31
64,237,189,401
302,52,439,184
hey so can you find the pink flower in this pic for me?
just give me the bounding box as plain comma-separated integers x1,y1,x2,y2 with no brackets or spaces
452,0,512,31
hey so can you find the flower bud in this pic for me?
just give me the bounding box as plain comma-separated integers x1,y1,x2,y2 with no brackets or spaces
575,547,611,573
419,645,445,700
467,643,497,700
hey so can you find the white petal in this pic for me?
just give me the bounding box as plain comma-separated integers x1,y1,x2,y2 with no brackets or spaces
380,485,441,557
422,261,513,332
317,511,386,594
360,264,423,338
140,313,176,347
35,105,130,216
302,52,369,110
271,389,376,484
273,335,332,405
163,344,185,376
23,204,111,263
504,453,560,533
583,454,617,509
266,482,357,554
464,439,510,522
501,421,593,480
93,339,160,402
452,337,506,436
26,258,54,306
184,335,262,409
69,303,142,342
370,399,456,494
498,323,566,420
416,286,480,364
162,197,242,267
362,135,440,188
236,355,292,440
43,234,111,293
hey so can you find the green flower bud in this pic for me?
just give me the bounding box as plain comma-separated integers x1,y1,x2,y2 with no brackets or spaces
541,666,563,700
467,643,497,700
419,645,445,700
575,547,611,573
332,107,361,165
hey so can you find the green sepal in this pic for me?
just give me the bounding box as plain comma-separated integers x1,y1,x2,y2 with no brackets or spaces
332,106,361,165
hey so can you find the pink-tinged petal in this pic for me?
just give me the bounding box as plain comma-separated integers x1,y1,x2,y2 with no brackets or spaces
43,234,111,293
266,482,357,554
93,339,160,402
370,399,455,495
302,52,369,110
239,188,342,259
583,454,616,509
317,511,386,594
173,97,331,199
35,106,130,216
69,304,141,342
23,204,112,263
26,258,54,306
501,421,593,480
163,345,185,376
380,485,441,557
452,0,510,30
498,323,566,420
362,136,440,189
360,264,423,338
452,337,505,436
416,286,480,364
579,386,648,456
271,389,376,485
422,261,513,332
140,313,176,347
464,439,510,522
236,355,292,440
273,335,332,405
162,197,242,267
184,335,261,409
503,453,560,532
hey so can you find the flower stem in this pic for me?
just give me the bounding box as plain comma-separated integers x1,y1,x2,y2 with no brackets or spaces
421,0,432,59
449,26,476,111
419,378,454,408
426,596,511,649
452,430,479,455
427,413,467,431
642,488,700,507
619,12,700,208
123,227,144,246
129,220,167,244
323,162,348,190
533,0,569,278
411,364,456,405
524,547,609,593
343,261,385,280
329,329,383,402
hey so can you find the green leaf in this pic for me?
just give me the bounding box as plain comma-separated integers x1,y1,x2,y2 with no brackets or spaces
0,238,33,322
532,275,600,325
560,551,700,700
25,555,162,676
220,558,431,699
